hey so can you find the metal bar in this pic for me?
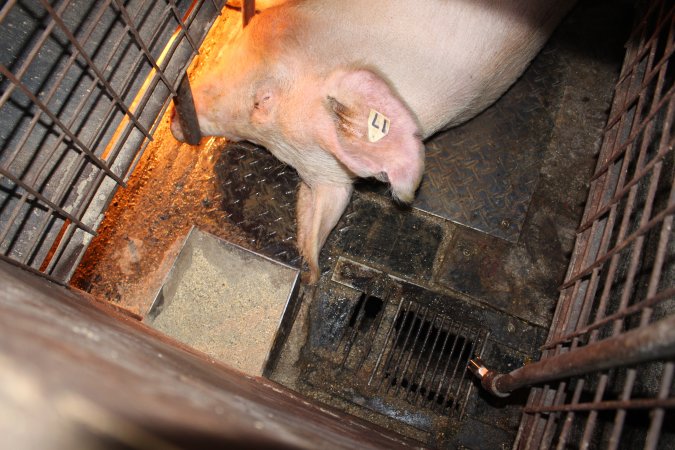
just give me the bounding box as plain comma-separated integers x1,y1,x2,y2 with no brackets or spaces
0,0,18,23
525,397,675,414
579,143,671,232
173,73,203,145
644,362,675,450
393,307,428,396
431,325,463,409
591,86,674,182
411,316,445,405
368,296,404,386
37,0,153,140
0,168,96,236
543,287,675,350
111,0,177,96
405,313,437,402
614,2,673,86
384,304,419,394
339,294,368,368
0,66,124,186
560,202,675,289
242,0,255,27
167,0,199,53
356,292,390,370
375,299,413,390
419,320,454,407
0,0,65,111
0,253,65,285
459,331,489,419
475,314,675,397
449,337,475,411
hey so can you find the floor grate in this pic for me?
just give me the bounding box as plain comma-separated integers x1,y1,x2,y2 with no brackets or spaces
325,274,490,421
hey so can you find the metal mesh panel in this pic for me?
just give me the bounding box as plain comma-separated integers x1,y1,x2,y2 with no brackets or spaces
515,1,675,448
0,0,224,282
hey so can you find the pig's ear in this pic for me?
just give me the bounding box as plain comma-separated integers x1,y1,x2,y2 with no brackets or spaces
317,69,424,203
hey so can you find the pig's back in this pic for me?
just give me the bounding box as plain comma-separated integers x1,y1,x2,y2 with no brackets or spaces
292,0,574,137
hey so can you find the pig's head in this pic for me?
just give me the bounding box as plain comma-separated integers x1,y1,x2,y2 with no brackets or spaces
171,10,425,283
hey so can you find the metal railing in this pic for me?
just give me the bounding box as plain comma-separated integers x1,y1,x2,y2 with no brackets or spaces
0,0,224,282
511,0,675,448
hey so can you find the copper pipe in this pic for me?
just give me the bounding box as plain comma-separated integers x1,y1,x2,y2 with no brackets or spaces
470,314,675,397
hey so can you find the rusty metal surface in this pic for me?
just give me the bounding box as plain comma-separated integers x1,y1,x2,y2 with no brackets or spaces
515,1,675,449
472,314,675,396
0,259,421,450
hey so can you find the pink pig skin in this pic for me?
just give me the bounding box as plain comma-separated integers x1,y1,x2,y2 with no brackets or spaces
171,0,575,283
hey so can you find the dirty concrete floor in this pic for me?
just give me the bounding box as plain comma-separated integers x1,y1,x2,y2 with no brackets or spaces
71,1,632,448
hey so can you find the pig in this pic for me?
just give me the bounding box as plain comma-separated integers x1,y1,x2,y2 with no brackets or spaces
171,0,575,283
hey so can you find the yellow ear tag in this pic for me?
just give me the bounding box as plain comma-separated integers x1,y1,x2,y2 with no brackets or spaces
368,109,390,143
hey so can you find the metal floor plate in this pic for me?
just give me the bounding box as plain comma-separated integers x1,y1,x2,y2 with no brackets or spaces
414,45,565,242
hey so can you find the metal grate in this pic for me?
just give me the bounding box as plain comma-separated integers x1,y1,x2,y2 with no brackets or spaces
323,257,490,424
365,297,489,418
515,0,675,448
0,0,224,282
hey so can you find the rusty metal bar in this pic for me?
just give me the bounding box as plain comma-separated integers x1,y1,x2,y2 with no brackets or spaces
172,73,203,145
384,304,419,395
524,397,675,414
543,286,675,350
404,313,437,402
560,202,675,289
470,314,675,397
243,0,255,27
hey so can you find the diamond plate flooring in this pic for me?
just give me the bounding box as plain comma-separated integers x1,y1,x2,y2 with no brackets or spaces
414,45,565,242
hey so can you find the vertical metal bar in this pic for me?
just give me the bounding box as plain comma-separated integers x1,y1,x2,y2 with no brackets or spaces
339,294,368,368
411,316,445,405
356,293,390,370
384,304,419,394
374,299,413,390
392,307,429,396
173,73,203,145
430,325,463,410
405,313,438,402
418,320,454,407
242,0,255,27
368,297,404,386
644,362,674,450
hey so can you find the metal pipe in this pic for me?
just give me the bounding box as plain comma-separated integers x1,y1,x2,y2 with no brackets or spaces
243,0,255,27
173,74,203,145
470,314,675,397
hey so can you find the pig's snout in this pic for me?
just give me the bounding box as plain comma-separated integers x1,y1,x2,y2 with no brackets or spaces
169,99,203,145
169,105,186,142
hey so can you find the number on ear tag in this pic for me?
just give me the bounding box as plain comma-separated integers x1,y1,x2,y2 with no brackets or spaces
368,109,390,143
